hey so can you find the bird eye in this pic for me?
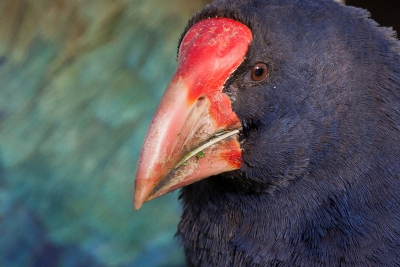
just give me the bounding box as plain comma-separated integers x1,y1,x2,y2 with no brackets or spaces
250,63,268,81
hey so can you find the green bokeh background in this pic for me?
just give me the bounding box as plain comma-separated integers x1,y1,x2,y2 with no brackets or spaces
0,0,210,266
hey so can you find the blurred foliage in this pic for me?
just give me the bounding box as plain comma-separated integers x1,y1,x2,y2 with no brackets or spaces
0,0,211,266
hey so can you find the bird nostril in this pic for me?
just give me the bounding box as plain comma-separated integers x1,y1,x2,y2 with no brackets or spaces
196,96,206,108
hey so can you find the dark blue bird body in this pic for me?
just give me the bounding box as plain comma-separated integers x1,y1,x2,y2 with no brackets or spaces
175,0,400,266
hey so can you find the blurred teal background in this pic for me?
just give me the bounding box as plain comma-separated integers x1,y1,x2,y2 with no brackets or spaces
0,0,210,266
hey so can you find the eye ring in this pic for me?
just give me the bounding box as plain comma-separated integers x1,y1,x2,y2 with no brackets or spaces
250,63,269,81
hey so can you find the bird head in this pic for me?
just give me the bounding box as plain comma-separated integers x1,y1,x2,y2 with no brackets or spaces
134,0,398,209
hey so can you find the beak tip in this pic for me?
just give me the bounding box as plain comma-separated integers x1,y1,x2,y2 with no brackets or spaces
134,201,143,210
134,179,147,210
133,189,146,210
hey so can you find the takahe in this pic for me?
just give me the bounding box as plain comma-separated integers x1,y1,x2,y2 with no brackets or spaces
135,0,400,265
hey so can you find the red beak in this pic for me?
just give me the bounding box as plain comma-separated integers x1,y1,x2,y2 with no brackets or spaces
134,18,252,209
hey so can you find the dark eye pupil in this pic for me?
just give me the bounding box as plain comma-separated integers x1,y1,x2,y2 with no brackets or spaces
254,67,264,77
